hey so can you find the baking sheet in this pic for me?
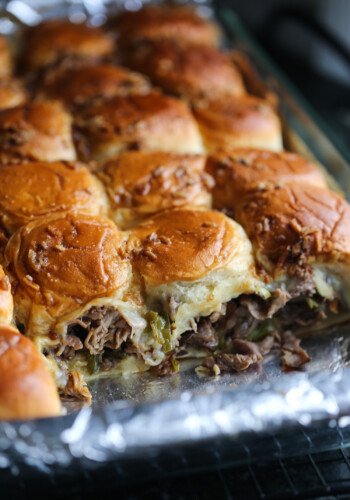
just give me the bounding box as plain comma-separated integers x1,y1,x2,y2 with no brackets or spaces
1,0,350,474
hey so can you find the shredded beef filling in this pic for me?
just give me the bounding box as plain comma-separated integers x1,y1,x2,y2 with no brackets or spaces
179,281,339,375
61,306,131,359
51,306,132,398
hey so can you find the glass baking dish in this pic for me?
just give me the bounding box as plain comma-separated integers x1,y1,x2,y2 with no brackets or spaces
0,1,350,483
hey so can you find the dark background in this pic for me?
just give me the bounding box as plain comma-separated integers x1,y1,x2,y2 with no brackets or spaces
225,0,350,152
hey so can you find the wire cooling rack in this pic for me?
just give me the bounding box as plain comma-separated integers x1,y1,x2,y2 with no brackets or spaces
3,423,350,499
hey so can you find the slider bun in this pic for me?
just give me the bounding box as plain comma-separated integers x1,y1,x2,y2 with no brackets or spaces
113,5,221,47
0,161,108,234
131,208,264,348
0,36,12,78
207,149,327,211
0,100,76,164
22,19,114,70
124,39,245,100
98,151,212,229
38,61,151,107
235,183,350,269
193,95,283,152
0,265,13,325
4,213,132,335
74,92,204,161
132,207,252,286
0,79,27,110
0,325,61,419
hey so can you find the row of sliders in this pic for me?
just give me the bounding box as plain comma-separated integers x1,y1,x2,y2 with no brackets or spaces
0,5,348,417
0,6,282,164
0,149,349,404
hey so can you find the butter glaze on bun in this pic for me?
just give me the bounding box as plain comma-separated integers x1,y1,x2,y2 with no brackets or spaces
124,39,245,100
38,61,151,107
4,213,132,335
98,151,213,229
0,36,12,78
0,161,108,235
193,95,282,152
74,92,204,161
22,19,114,70
0,79,27,110
131,208,264,350
235,183,350,269
0,265,13,325
132,208,254,286
207,149,327,211
0,325,61,419
0,101,76,163
113,5,221,47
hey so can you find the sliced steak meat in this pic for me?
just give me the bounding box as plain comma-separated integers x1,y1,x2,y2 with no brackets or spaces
281,331,310,371
183,318,218,351
202,339,263,374
67,306,131,355
257,334,279,356
60,370,92,402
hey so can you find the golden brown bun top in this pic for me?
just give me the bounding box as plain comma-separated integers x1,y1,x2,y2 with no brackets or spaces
193,94,280,135
207,148,327,210
5,213,131,315
0,35,12,78
0,161,106,234
124,39,245,99
132,208,240,286
114,5,220,47
0,79,27,110
0,265,13,326
235,183,350,268
0,100,76,163
74,91,199,151
0,325,61,419
99,151,212,216
23,19,114,70
39,61,151,107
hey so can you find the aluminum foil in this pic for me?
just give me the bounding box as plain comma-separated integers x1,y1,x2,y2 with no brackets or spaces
1,0,350,475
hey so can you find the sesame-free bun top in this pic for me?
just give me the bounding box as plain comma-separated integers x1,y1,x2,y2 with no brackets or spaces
132,208,251,286
113,5,221,47
207,149,327,211
0,161,108,235
0,35,12,78
124,39,245,100
0,100,76,164
5,213,132,322
0,325,61,420
0,265,13,326
235,183,350,269
193,95,282,152
0,79,27,110
38,61,151,107
22,19,114,70
74,92,204,161
98,151,213,228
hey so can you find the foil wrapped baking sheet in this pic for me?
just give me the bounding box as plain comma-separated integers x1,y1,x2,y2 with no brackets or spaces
1,0,350,476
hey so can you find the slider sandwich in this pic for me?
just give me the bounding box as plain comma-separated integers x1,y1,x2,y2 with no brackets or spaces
21,19,114,71
37,61,151,108
112,5,221,48
0,265,61,419
98,151,213,229
0,100,76,163
4,212,146,399
0,160,108,257
123,39,245,100
73,91,204,161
